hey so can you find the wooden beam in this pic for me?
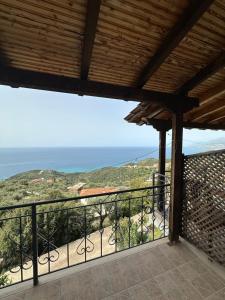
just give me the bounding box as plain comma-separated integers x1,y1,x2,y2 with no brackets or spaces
81,0,101,80
143,118,225,131
176,51,225,95
169,112,183,243
142,118,171,131
185,121,225,130
135,0,215,88
0,66,198,112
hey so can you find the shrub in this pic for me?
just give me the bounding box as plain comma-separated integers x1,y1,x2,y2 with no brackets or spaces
0,273,11,287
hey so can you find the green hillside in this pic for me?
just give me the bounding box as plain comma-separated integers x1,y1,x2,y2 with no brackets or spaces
0,158,170,206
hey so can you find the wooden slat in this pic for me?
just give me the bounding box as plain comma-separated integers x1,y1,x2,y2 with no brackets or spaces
81,0,101,80
146,108,165,120
185,90,225,122
205,109,225,123
210,115,225,124
200,81,225,105
192,102,225,122
0,0,224,114
176,51,225,94
190,71,225,98
135,0,215,88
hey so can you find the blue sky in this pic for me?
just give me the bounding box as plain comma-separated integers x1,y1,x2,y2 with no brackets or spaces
0,85,224,148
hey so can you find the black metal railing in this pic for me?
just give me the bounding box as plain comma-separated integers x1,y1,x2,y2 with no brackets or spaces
0,184,170,289
152,171,170,211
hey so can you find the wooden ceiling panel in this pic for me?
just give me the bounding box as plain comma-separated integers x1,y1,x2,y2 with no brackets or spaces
0,0,225,129
0,0,87,76
190,70,225,97
89,0,189,85
144,0,225,93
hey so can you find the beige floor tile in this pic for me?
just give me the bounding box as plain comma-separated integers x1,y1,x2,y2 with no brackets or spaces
103,290,130,300
167,242,196,263
138,278,163,298
127,284,152,300
1,240,225,300
1,295,24,300
154,272,177,294
190,272,221,298
202,270,225,291
206,288,225,300
178,261,204,281
23,282,61,300
168,268,202,299
149,246,174,272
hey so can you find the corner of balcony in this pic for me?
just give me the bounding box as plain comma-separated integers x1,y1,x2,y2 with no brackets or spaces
1,238,225,300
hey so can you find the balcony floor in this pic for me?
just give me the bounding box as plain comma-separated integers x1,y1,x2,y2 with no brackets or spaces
1,239,225,300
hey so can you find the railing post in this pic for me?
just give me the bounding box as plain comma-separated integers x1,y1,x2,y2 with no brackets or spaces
31,204,38,286
158,130,166,211
152,173,156,208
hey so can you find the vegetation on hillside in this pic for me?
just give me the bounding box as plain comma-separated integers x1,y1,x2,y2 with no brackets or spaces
0,158,170,286
0,158,165,205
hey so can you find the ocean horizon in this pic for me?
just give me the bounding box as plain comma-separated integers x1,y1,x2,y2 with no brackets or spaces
0,147,159,179
0,145,208,180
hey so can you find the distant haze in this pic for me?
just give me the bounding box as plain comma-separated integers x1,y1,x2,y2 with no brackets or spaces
0,85,224,148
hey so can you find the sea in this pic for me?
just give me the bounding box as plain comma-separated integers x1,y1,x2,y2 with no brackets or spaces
0,146,205,180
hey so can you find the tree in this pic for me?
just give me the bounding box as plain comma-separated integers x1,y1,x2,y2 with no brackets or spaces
46,189,63,200
117,218,148,250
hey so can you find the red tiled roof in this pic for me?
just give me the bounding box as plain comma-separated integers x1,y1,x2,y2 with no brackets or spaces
79,187,117,197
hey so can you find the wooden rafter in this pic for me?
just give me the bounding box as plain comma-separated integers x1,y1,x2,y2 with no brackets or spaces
200,81,225,105
146,108,164,120
176,51,225,95
130,104,162,123
0,66,198,112
133,54,225,123
135,0,215,88
193,103,225,122
186,81,225,121
206,109,225,124
80,0,101,80
0,48,10,66
210,116,225,124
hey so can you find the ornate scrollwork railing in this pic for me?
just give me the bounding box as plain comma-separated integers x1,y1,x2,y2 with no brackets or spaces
0,183,170,289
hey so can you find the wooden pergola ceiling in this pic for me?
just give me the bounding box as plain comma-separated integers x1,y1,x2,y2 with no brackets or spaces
0,0,224,129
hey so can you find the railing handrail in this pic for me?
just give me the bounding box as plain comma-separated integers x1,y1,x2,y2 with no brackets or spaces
0,184,170,211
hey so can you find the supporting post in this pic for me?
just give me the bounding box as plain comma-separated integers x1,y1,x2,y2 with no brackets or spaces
158,130,166,211
169,112,183,243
